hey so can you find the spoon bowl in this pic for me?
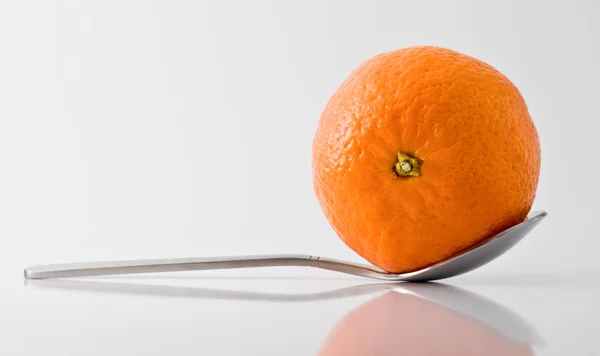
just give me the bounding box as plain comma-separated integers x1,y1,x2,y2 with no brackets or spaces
24,210,546,281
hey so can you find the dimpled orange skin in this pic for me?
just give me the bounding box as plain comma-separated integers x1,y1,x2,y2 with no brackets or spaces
312,46,541,273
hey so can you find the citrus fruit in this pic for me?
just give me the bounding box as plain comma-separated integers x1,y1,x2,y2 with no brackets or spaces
312,46,540,273
318,291,534,356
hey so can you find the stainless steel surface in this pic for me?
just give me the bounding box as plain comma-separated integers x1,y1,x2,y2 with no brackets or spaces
23,210,547,281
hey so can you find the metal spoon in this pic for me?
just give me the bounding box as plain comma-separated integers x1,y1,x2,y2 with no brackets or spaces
23,210,546,281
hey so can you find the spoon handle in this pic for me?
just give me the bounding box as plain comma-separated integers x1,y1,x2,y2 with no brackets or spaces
24,254,393,280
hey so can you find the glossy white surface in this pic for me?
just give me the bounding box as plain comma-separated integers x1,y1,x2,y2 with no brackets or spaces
3,268,599,355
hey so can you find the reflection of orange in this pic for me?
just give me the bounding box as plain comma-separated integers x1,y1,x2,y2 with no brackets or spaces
318,291,534,356
312,46,541,273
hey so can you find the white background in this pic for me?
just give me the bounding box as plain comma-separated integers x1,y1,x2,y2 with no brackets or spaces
2,0,597,275
0,1,598,355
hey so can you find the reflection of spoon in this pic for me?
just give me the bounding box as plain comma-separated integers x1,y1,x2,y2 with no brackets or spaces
319,286,542,356
388,283,544,347
25,278,543,347
25,278,395,302
24,211,546,281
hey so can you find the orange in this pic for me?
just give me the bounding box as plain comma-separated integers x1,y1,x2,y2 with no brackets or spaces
318,291,534,356
312,46,540,273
